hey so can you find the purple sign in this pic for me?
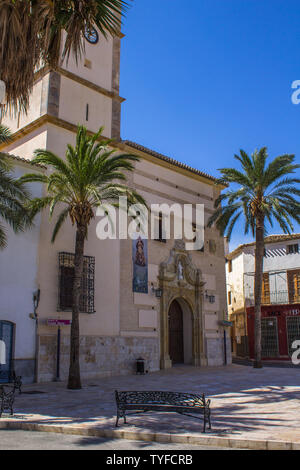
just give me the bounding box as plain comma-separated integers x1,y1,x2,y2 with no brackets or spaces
47,319,71,326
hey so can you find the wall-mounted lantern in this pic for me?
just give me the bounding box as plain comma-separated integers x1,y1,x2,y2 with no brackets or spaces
151,283,163,298
205,291,215,303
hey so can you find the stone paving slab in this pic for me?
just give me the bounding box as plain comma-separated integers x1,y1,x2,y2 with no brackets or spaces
0,364,300,449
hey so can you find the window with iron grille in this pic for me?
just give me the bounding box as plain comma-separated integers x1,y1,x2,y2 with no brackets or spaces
261,317,279,357
287,317,300,357
58,252,95,313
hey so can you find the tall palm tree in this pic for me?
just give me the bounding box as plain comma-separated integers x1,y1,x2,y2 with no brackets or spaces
0,125,32,248
208,148,300,368
20,125,145,389
0,0,129,113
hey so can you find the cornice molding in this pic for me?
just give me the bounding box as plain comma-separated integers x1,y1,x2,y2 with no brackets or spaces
34,66,125,103
0,114,221,187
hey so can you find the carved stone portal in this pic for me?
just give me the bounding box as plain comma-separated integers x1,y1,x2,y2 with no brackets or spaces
158,241,207,369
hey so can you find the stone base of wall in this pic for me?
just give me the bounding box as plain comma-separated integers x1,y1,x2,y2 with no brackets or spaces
38,334,160,383
14,358,35,384
206,333,232,367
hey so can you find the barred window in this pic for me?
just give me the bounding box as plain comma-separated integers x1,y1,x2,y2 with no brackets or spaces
58,252,95,313
287,244,299,254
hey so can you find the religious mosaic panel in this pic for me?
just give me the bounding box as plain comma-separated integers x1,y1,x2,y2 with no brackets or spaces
132,236,148,293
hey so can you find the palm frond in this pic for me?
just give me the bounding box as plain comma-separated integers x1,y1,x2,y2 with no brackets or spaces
0,222,7,249
51,207,69,243
0,1,130,112
0,125,11,144
0,152,32,248
209,146,300,241
22,125,144,240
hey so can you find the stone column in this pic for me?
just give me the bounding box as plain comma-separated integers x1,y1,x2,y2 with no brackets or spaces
194,269,207,366
159,282,172,369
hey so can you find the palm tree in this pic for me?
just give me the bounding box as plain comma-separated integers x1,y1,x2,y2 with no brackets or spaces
20,125,145,389
0,125,11,144
0,0,129,113
208,148,300,368
0,125,32,248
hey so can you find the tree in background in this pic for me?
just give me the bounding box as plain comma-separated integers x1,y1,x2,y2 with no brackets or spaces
208,148,300,368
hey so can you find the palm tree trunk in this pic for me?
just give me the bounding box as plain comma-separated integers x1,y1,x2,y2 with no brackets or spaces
253,214,264,368
67,224,85,389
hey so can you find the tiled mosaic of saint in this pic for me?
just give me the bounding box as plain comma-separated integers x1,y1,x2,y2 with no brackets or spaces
132,237,148,293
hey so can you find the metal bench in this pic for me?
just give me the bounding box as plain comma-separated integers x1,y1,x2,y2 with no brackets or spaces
115,390,211,433
0,371,22,417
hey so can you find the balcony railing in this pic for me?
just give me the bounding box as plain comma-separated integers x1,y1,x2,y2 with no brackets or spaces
246,291,298,306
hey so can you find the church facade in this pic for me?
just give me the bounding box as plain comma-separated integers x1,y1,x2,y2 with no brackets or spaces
0,29,231,382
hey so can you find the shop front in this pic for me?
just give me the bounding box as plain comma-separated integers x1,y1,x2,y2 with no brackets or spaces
247,304,300,360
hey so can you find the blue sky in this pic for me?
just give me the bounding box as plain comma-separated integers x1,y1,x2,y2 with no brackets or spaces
119,0,300,250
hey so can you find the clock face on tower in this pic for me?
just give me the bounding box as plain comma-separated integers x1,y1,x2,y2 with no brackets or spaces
84,26,99,44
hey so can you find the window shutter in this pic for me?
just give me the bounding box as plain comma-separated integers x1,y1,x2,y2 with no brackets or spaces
262,273,270,304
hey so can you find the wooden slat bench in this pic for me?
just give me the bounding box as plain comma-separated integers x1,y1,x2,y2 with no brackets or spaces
115,390,211,433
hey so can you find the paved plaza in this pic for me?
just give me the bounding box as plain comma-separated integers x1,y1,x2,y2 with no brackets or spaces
0,364,299,449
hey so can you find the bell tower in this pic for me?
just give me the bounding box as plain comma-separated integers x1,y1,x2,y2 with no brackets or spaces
1,28,124,158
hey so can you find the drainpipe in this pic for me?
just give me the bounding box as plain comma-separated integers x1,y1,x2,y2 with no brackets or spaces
29,289,40,383
223,330,227,365
219,318,232,365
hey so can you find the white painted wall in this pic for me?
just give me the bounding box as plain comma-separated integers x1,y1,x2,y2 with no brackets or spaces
61,29,114,91
58,76,112,135
227,238,300,307
226,251,245,313
0,162,42,363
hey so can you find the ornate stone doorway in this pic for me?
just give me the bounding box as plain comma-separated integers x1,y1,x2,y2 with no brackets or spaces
168,299,184,364
158,241,207,369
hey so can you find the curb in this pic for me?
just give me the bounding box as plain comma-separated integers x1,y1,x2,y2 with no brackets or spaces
0,419,299,450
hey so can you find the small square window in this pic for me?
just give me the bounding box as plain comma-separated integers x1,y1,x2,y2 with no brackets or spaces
84,58,92,69
287,244,299,254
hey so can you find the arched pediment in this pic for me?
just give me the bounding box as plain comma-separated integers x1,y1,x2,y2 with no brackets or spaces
159,240,205,289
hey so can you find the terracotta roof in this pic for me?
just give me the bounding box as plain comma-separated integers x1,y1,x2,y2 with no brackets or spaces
0,152,46,169
122,140,222,184
227,234,300,260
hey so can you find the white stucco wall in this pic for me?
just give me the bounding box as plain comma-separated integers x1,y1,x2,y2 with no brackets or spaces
0,162,42,365
226,252,245,313
227,238,300,307
61,29,114,91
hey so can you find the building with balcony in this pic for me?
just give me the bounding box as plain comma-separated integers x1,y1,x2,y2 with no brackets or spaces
226,234,300,361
